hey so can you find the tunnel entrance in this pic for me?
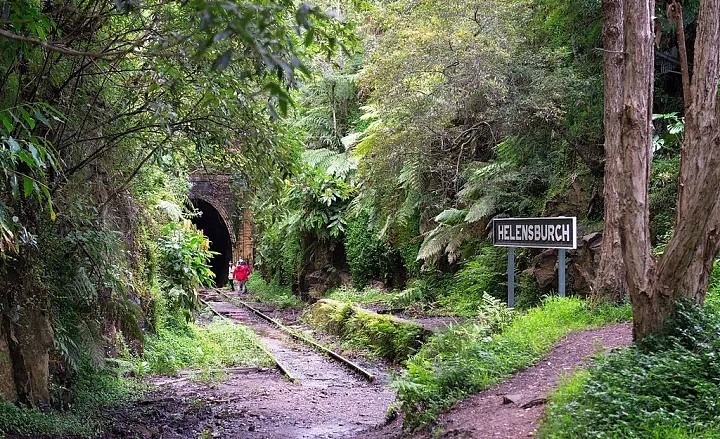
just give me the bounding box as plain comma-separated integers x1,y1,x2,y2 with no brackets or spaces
190,198,233,286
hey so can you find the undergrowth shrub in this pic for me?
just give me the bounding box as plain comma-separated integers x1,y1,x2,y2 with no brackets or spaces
157,221,215,321
390,278,430,309
304,299,431,362
437,246,506,316
395,297,630,429
247,274,302,308
138,318,272,375
344,211,396,287
0,366,139,438
325,285,391,305
540,300,720,439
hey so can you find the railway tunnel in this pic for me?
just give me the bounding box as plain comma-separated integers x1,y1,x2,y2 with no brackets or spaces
190,198,233,286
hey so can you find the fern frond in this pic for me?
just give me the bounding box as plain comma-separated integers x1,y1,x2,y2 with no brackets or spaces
434,208,467,225
302,148,336,168
302,148,358,178
417,226,451,263
465,196,496,223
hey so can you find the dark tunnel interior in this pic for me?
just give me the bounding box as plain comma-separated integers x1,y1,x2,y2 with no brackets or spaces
190,198,232,286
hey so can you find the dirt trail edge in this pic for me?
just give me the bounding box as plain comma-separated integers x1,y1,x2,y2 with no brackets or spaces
102,292,395,439
358,322,632,439
412,322,632,439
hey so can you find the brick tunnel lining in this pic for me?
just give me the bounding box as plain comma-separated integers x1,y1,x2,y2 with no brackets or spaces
190,198,233,286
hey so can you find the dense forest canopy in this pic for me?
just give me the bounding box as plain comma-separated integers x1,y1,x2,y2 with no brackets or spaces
2,1,720,434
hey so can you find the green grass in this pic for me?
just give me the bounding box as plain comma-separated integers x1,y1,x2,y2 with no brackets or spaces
0,368,141,438
304,299,432,362
139,318,273,375
246,274,302,308
394,297,631,429
539,300,720,439
325,285,394,306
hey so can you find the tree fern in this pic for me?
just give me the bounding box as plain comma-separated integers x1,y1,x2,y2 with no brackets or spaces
302,148,358,179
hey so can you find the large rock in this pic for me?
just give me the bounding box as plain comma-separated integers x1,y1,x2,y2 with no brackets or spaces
526,232,603,296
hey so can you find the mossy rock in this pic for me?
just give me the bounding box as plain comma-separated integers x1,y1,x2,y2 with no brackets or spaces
304,299,432,363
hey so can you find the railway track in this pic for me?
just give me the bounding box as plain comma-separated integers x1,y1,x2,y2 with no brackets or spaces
200,287,377,384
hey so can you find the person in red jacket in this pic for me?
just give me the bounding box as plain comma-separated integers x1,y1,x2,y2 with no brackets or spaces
233,259,251,294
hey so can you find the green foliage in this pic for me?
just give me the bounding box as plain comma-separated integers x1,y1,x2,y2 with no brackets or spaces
139,318,273,375
325,285,392,305
650,156,680,250
653,113,685,154
394,297,631,429
344,211,397,286
247,274,303,308
254,148,356,284
0,103,59,253
437,246,507,316
157,221,216,321
540,301,720,439
515,270,546,309
0,367,140,438
304,299,430,362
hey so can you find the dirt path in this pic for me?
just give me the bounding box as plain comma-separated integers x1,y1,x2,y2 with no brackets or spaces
409,322,633,439
355,322,633,439
102,293,395,439
100,296,631,439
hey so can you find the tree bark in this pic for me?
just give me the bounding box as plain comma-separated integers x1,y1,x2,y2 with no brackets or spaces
617,0,658,339
602,0,720,340
592,0,627,303
9,294,54,404
667,0,720,304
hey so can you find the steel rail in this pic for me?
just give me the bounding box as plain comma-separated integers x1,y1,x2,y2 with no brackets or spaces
211,288,376,383
199,296,299,383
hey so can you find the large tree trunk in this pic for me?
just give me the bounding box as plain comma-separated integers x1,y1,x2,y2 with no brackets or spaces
617,0,658,339
592,0,627,303
668,0,720,304
603,0,720,340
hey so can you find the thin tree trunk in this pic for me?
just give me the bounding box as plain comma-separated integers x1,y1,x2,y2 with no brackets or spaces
593,0,627,303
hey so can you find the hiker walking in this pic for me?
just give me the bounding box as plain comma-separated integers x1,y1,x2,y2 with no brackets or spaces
227,261,235,289
233,259,250,294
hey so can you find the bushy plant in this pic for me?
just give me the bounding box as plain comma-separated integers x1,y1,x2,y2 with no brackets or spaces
325,284,391,305
344,211,396,287
540,300,720,439
247,274,302,308
156,221,215,321
437,246,506,316
139,319,272,375
0,365,139,438
394,297,631,429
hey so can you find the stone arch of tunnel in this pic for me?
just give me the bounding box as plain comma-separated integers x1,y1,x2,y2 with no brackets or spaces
190,198,233,286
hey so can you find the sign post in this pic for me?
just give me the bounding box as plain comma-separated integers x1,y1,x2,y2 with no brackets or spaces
507,247,515,308
492,217,576,306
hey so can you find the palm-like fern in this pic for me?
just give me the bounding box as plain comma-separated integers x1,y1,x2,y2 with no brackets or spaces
302,148,358,179
417,159,524,266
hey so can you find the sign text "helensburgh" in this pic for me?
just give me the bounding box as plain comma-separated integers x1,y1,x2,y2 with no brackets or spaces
492,217,577,249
